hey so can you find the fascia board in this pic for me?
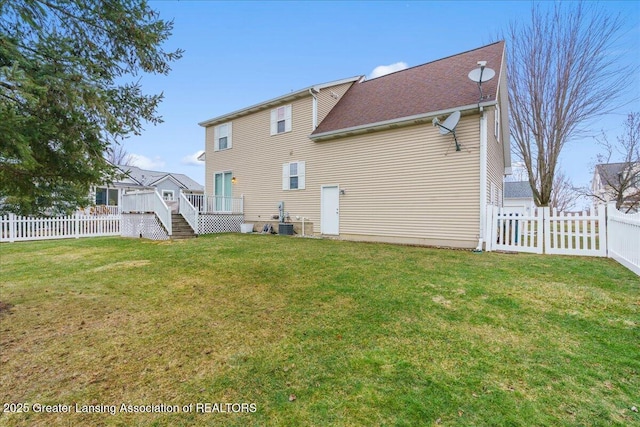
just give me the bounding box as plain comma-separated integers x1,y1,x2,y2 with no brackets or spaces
309,100,497,141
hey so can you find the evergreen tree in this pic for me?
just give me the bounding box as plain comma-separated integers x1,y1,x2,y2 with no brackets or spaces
0,0,182,215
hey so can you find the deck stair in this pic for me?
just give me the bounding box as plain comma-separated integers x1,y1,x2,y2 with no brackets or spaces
171,214,196,239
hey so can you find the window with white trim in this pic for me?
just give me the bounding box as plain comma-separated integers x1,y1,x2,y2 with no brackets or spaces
214,122,232,151
271,105,292,135
162,190,175,201
494,104,500,142
95,187,118,206
282,161,305,190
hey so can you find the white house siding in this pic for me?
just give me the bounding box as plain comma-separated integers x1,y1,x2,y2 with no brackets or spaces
205,86,486,248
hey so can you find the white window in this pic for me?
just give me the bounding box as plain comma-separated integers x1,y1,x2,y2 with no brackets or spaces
95,187,119,206
214,122,232,151
271,105,292,135
494,104,500,142
282,161,305,190
162,190,174,201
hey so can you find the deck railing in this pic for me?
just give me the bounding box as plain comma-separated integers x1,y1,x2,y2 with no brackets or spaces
184,194,243,214
122,190,172,235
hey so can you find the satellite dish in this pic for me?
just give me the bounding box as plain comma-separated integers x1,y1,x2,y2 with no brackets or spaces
433,111,461,151
468,61,495,102
468,67,495,83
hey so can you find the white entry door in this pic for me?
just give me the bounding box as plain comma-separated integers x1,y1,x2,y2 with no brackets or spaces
321,185,340,235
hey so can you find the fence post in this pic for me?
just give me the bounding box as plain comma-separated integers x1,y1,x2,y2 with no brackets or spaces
606,202,615,258
599,204,608,257
542,207,550,255
9,213,16,243
74,213,80,239
485,204,494,252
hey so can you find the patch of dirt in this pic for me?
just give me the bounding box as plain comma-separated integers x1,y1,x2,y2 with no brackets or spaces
432,295,452,308
0,301,13,316
91,260,151,272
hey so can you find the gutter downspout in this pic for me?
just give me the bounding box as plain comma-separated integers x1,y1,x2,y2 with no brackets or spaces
309,88,319,130
477,107,488,252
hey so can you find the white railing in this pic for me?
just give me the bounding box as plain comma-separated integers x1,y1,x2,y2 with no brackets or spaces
607,204,640,275
184,194,243,214
153,192,172,236
179,192,199,234
122,190,156,213
1,213,121,242
122,190,172,235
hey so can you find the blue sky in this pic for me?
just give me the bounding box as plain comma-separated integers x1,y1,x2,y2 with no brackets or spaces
124,1,640,202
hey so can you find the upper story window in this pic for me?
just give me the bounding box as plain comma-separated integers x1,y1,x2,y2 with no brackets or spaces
271,105,292,135
214,122,232,151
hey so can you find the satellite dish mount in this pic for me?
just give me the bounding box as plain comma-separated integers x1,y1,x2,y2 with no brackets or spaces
432,110,461,152
468,61,495,103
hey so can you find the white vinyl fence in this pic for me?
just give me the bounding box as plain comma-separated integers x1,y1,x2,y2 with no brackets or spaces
607,207,640,275
543,207,606,256
1,213,121,242
486,204,639,275
486,205,606,256
485,207,543,254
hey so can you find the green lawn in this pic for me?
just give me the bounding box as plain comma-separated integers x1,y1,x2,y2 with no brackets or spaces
0,234,638,426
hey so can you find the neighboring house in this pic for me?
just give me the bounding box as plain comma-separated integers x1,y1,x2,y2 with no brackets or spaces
591,162,640,212
92,165,204,213
198,41,511,249
503,181,535,215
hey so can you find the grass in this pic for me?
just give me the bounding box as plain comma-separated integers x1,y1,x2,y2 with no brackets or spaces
0,234,638,426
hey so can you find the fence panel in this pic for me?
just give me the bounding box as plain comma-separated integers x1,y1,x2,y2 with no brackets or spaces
0,214,120,242
485,205,543,254
544,207,606,256
607,206,640,275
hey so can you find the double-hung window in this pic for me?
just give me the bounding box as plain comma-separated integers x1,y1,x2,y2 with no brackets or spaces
214,122,232,151
271,105,292,135
282,161,305,190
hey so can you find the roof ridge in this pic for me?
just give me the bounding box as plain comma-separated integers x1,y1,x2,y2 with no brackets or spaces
360,40,505,84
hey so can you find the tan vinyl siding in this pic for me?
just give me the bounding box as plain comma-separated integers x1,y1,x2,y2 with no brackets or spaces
486,106,505,205
205,89,483,248
317,82,354,124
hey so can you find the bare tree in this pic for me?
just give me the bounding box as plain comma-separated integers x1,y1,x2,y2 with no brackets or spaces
549,169,579,212
507,2,629,207
587,112,640,213
106,143,133,166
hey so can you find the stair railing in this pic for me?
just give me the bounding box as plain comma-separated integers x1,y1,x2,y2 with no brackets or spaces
153,191,172,236
179,192,199,234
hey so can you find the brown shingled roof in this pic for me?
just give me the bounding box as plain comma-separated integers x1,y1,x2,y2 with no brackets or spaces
312,41,505,136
